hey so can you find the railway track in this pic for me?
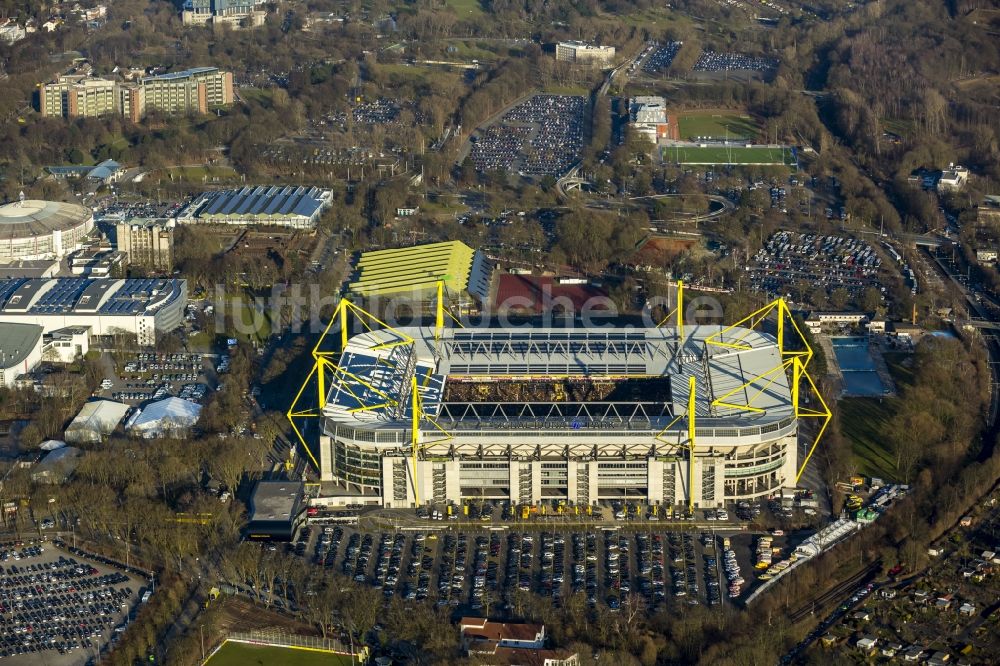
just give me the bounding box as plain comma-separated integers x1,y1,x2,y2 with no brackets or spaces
787,560,881,624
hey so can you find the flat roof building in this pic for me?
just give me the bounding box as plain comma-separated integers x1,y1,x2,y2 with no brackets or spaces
629,96,669,146
555,41,616,67
0,277,187,346
182,0,267,28
115,218,174,271
178,186,333,229
140,67,234,115
245,480,306,541
39,69,233,120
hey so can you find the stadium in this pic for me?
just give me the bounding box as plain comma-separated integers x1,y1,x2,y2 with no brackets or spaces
0,198,94,261
291,298,828,511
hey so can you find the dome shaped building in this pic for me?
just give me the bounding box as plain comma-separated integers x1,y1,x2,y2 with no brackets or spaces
0,198,94,261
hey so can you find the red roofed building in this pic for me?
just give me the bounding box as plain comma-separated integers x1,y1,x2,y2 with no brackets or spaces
459,618,578,665
495,274,611,315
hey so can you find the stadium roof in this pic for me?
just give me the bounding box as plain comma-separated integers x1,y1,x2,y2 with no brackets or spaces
349,241,482,298
64,399,130,443
0,322,42,369
321,325,793,432
0,199,92,238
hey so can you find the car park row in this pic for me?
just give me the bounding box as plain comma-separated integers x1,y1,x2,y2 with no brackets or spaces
0,543,145,662
286,525,757,614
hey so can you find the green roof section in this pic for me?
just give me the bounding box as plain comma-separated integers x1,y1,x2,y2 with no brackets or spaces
349,241,476,297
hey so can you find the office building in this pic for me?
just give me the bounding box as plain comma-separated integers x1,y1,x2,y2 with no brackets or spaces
115,218,175,271
555,41,616,66
140,67,234,115
40,76,118,118
182,0,267,28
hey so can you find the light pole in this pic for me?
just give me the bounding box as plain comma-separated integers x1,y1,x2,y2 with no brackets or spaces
200,625,205,661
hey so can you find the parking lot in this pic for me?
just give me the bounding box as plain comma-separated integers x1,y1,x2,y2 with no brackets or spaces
641,41,682,74
283,502,805,616
747,231,887,300
94,199,185,219
95,351,220,406
693,50,778,73
0,541,148,665
469,94,585,178
326,99,417,128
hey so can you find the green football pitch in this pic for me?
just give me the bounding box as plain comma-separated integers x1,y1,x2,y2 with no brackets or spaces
662,145,796,165
677,113,759,141
205,642,357,666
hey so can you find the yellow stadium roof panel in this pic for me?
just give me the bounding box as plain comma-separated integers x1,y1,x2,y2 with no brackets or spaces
349,241,476,297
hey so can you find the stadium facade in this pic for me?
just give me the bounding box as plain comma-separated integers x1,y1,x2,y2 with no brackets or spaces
307,315,813,509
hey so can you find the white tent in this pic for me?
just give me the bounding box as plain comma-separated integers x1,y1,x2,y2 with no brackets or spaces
64,400,130,443
39,439,66,451
127,397,202,438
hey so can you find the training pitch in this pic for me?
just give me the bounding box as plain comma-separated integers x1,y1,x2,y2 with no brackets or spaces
662,144,796,166
205,642,357,666
676,113,759,141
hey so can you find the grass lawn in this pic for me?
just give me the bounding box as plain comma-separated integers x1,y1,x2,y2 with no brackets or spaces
444,0,485,17
838,350,915,481
206,642,357,666
376,63,464,88
662,144,796,165
840,397,898,481
677,113,759,141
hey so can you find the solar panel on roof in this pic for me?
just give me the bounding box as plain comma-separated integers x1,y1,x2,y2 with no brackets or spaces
204,192,230,216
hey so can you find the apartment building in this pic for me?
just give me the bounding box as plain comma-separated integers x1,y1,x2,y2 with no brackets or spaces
115,218,175,271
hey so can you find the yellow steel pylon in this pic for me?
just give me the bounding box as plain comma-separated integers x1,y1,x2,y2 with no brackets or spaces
687,375,696,515
703,297,830,485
